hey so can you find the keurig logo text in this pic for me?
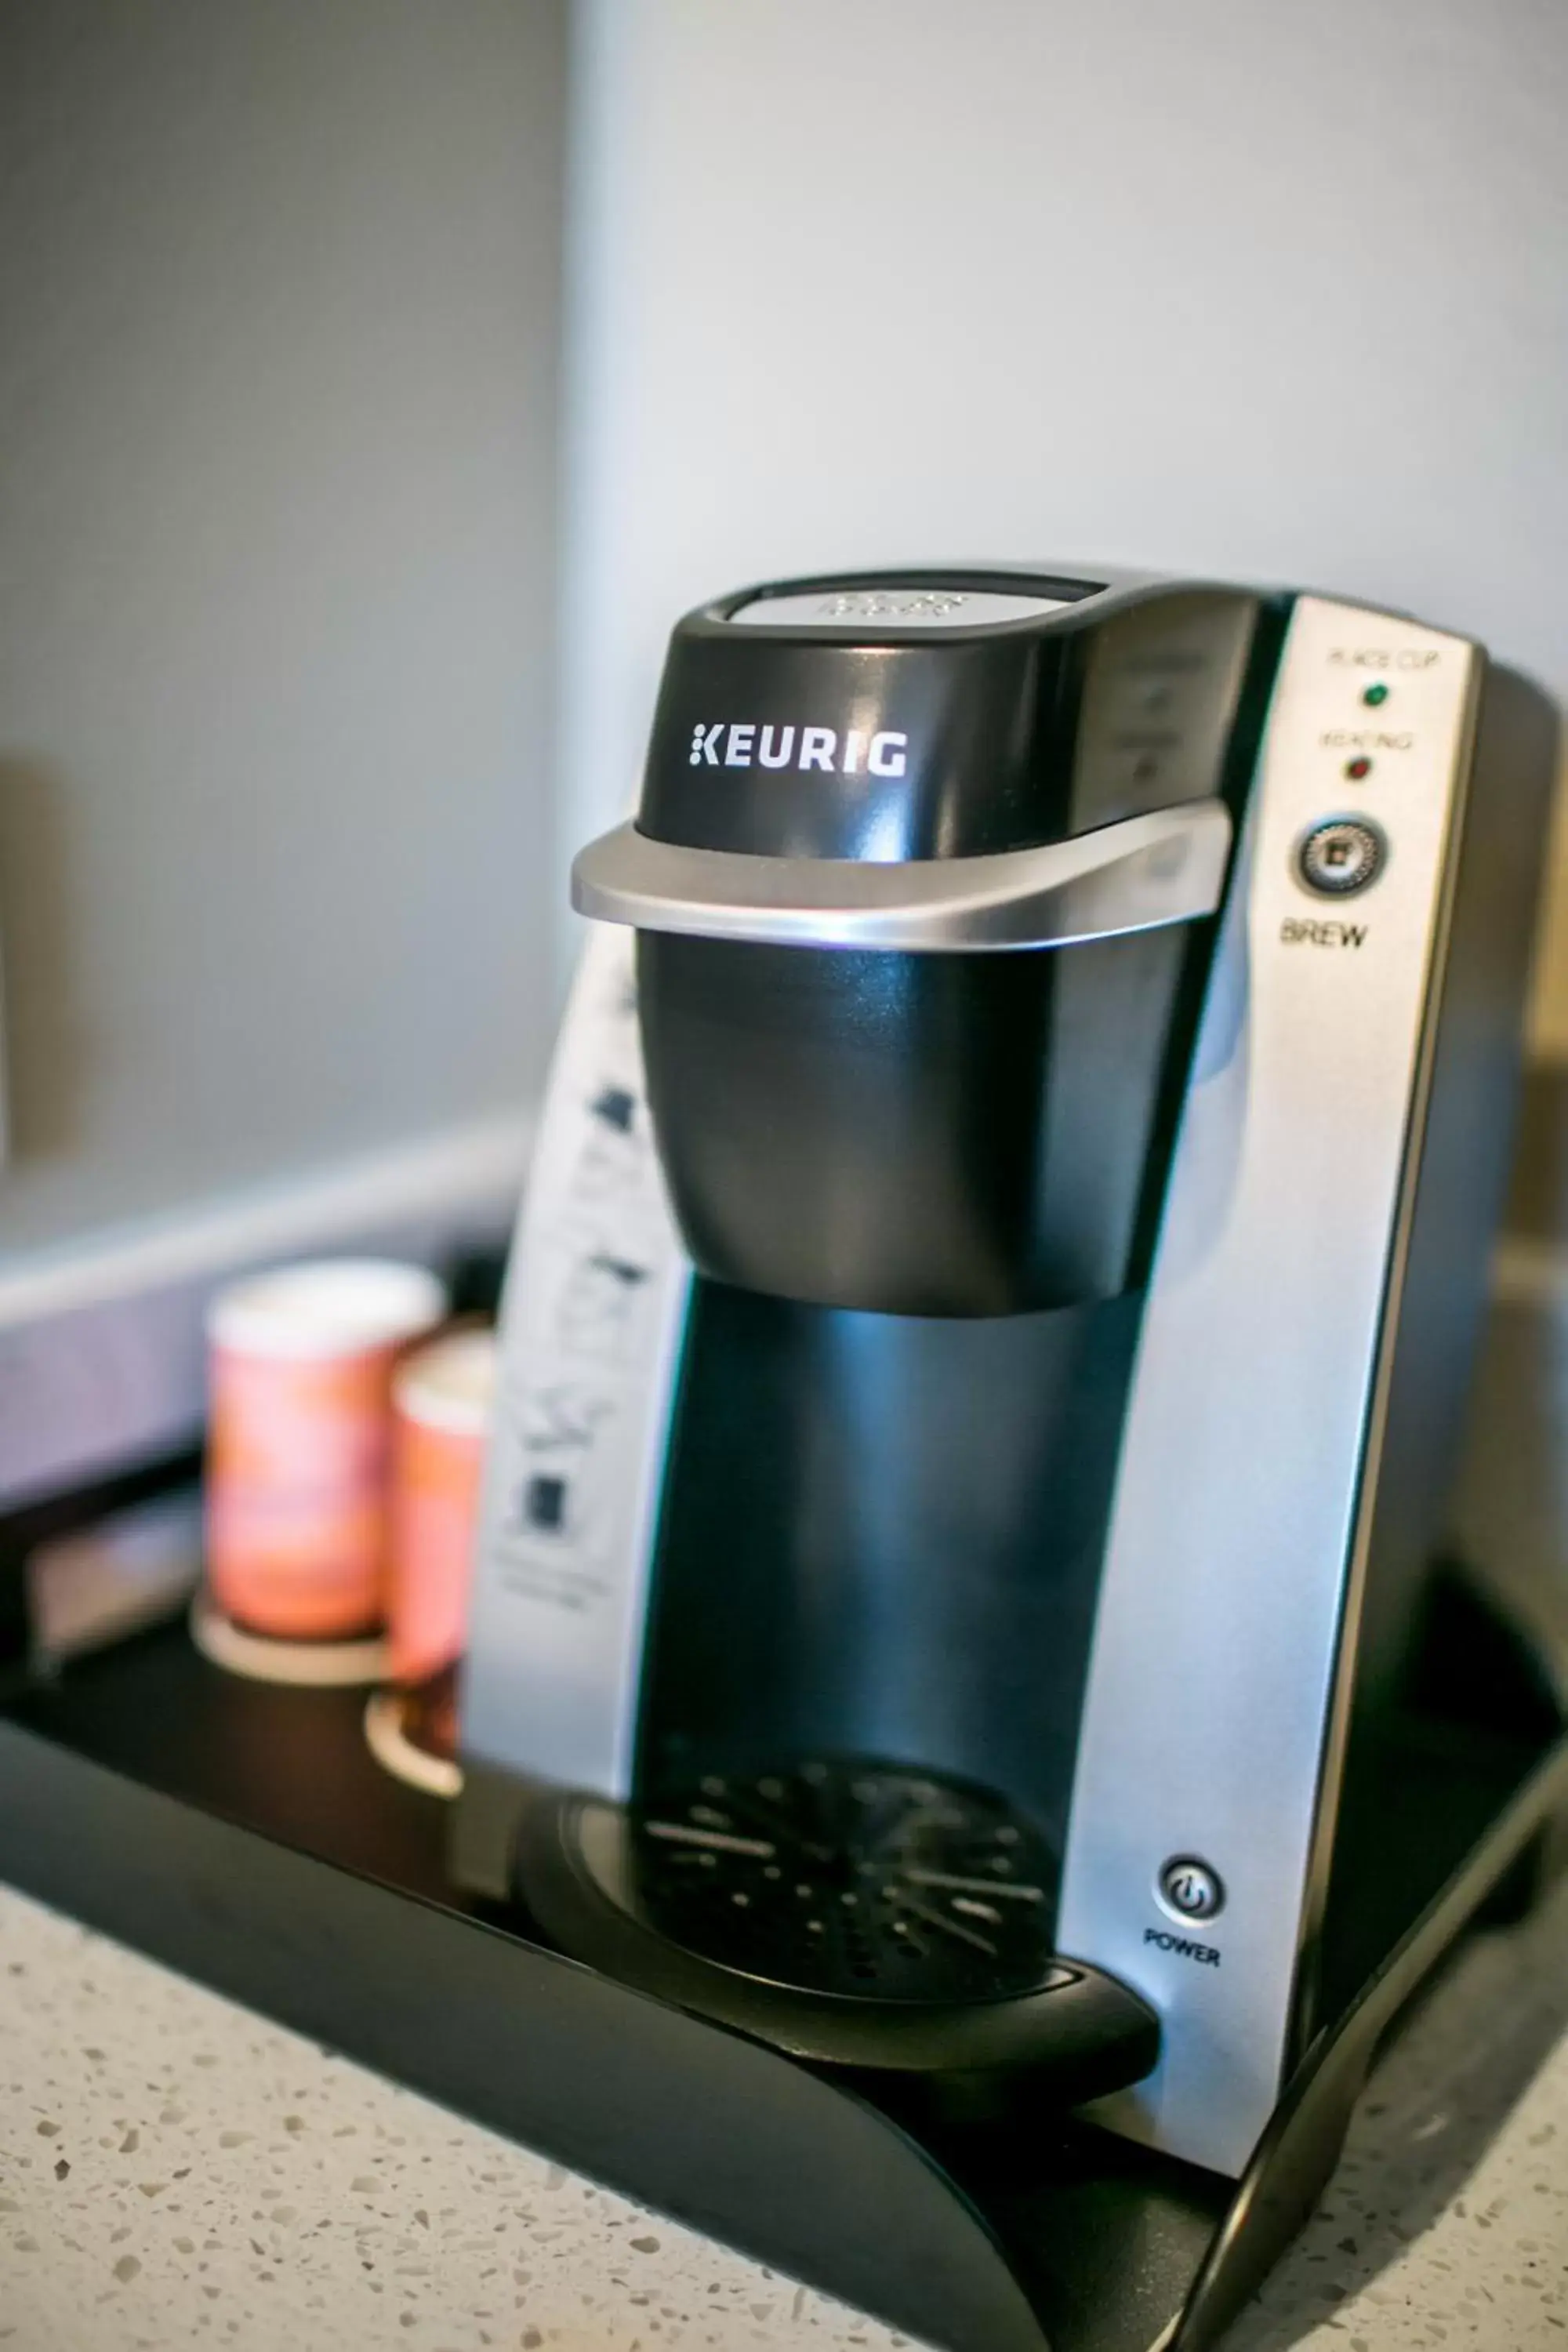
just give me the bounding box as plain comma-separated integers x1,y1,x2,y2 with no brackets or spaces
688,722,909,778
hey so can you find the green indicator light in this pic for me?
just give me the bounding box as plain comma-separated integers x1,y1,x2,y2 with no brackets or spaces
1362,681,1390,707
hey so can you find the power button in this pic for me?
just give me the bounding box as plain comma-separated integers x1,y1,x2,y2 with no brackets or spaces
1158,1857,1225,1922
1297,817,1385,898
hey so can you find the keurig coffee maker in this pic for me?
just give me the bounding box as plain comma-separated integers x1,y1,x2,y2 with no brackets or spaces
456,567,1565,2346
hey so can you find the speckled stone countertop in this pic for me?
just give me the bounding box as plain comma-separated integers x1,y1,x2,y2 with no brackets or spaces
0,1875,1564,2351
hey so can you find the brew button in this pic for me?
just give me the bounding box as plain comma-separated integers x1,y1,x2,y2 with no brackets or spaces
1298,817,1385,898
1159,1857,1225,1922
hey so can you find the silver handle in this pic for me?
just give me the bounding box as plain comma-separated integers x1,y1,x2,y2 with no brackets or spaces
571,800,1232,954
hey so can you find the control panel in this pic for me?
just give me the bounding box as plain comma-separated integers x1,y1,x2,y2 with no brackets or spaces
1058,594,1479,2178
1279,607,1476,919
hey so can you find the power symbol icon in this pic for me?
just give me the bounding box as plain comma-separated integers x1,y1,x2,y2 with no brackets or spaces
1158,1857,1225,1922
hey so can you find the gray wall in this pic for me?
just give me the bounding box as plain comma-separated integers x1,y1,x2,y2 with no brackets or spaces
565,0,1568,1046
0,0,566,1258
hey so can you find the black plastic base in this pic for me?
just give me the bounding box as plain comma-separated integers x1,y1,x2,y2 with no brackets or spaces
0,1613,1564,2352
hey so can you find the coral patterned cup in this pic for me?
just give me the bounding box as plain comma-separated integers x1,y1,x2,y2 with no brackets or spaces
205,1260,448,1640
386,1326,497,1686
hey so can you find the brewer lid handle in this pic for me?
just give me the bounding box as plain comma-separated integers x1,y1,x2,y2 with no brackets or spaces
571,800,1232,954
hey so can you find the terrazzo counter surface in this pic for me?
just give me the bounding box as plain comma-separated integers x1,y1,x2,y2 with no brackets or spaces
0,1875,1565,2351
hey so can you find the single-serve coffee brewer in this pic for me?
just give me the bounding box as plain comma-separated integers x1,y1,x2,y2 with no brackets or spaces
456,566,1565,2347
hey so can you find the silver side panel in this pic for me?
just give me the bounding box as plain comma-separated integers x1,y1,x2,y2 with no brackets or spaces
1056,597,1479,2179
460,922,692,1799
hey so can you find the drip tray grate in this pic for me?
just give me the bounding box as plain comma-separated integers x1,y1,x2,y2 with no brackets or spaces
619,1760,1058,2003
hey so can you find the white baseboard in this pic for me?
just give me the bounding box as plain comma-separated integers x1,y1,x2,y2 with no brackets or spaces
0,1112,533,1510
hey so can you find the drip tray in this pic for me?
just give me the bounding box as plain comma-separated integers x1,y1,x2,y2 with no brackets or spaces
512,1758,1161,2125
626,1761,1058,2001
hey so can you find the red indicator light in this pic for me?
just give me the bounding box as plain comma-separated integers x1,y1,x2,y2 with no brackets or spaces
1345,756,1373,781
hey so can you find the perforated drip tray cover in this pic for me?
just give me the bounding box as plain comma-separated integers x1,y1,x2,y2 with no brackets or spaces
590,1759,1062,2003
513,1754,1160,2110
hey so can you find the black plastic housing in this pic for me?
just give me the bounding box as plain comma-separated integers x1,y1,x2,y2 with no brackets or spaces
633,575,1270,1316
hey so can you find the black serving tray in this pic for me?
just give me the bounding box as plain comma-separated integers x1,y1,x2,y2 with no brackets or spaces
0,1595,1563,2352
